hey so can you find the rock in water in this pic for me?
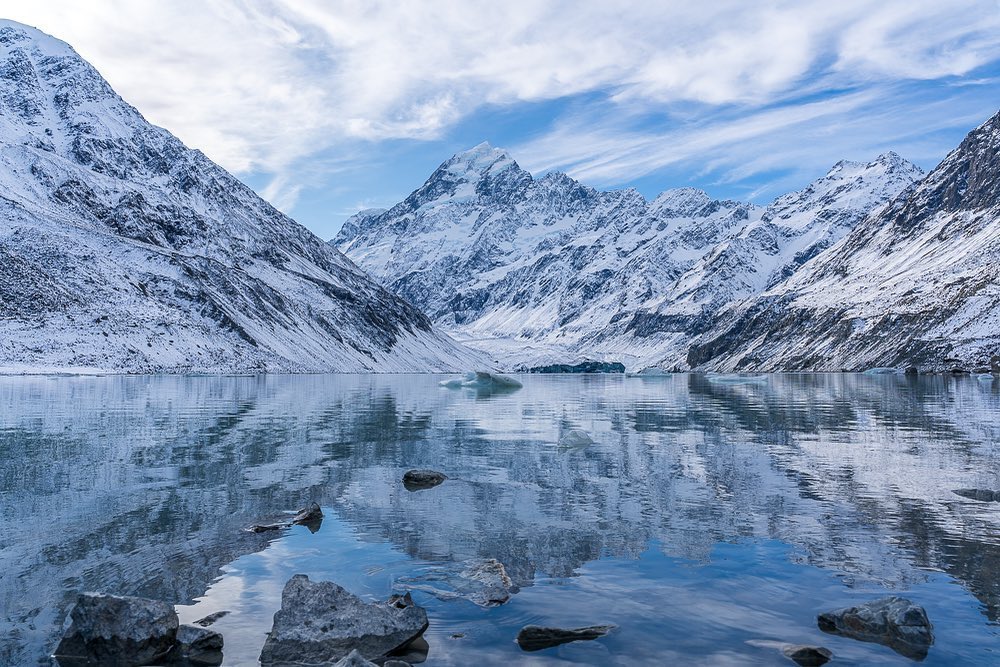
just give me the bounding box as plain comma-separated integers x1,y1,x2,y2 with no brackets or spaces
953,488,1000,502
817,596,933,659
174,624,224,666
397,558,516,607
516,624,617,651
54,592,178,666
193,611,229,627
259,575,428,666
402,469,448,491
558,429,594,447
782,644,833,666
292,502,324,531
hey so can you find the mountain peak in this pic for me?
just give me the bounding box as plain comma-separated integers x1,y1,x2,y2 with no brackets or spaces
444,141,516,176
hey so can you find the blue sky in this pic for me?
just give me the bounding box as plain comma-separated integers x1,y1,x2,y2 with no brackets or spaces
5,1,1000,240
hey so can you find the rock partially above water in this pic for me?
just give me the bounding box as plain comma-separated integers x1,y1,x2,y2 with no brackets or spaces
953,488,1000,502
817,596,933,659
259,575,428,666
397,558,516,607
54,592,179,666
174,624,223,666
782,644,833,666
402,469,447,491
292,502,324,525
516,624,617,652
249,503,325,533
193,611,229,628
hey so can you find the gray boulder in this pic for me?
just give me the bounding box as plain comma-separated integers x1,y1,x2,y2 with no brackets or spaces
259,575,428,666
174,624,223,665
516,624,616,651
54,592,178,666
817,596,933,659
402,469,447,491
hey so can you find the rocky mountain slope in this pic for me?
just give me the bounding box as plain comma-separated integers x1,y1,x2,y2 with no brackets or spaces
685,110,1000,372
0,20,482,373
334,141,923,369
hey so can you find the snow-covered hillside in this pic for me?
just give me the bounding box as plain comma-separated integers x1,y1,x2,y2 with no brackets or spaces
0,20,483,374
335,140,923,369
686,110,1000,372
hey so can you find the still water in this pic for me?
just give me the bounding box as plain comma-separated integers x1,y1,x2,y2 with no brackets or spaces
1,373,999,665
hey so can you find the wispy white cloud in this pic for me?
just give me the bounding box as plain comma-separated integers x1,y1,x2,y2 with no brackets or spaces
4,0,1000,214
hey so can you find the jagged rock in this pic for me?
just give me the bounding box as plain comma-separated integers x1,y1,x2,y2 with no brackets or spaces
397,558,516,607
782,644,833,666
817,596,933,659
953,489,1000,502
259,575,428,666
292,502,324,532
558,429,594,447
516,624,616,651
173,625,223,666
402,470,447,491
54,592,178,666
193,611,229,628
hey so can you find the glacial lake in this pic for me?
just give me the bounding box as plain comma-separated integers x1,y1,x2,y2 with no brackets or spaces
2,373,999,665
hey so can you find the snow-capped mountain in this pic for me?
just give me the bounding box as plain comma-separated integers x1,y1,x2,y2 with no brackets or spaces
334,140,922,369
686,109,1000,372
0,20,482,374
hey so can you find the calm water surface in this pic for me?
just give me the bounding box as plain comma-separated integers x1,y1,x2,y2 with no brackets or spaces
1,373,999,665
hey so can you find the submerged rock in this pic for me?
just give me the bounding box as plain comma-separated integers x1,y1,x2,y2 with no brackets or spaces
174,624,223,666
402,469,447,491
782,644,833,666
953,488,1000,502
516,624,616,652
558,429,595,447
259,575,428,666
817,596,933,659
193,611,229,628
397,558,516,607
54,592,178,666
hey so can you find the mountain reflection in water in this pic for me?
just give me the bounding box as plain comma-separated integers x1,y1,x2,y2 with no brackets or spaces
1,373,998,665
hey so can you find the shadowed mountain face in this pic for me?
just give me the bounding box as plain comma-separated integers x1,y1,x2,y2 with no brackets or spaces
2,374,1000,664
0,20,480,373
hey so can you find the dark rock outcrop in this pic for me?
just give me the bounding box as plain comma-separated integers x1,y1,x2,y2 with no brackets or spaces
782,644,833,666
817,596,933,659
54,592,178,666
402,470,447,491
173,624,223,666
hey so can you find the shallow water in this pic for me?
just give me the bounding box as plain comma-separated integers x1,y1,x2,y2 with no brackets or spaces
1,373,999,665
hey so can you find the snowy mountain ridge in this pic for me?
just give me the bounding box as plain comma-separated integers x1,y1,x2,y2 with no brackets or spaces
334,136,929,370
0,20,484,374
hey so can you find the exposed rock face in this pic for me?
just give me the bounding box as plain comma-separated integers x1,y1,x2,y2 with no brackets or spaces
688,110,1000,372
817,596,933,659
53,592,178,666
402,469,447,491
258,575,428,666
515,624,616,651
334,141,922,371
0,20,482,374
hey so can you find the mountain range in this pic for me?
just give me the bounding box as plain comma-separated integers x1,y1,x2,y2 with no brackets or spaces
335,125,996,372
0,19,482,374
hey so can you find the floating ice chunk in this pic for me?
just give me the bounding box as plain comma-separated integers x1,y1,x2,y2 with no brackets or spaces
706,374,769,385
977,373,995,382
636,366,668,377
440,371,523,391
558,429,594,447
863,367,900,375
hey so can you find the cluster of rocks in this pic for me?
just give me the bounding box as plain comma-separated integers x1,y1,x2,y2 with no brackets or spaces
53,592,223,666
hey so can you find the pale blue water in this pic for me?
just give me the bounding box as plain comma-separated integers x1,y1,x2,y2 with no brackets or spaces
1,373,999,665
